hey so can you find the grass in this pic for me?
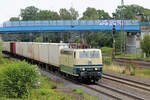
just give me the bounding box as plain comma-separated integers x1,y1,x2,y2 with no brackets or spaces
103,57,113,65
73,88,102,100
103,64,150,79
83,94,102,100
27,76,75,100
103,64,126,74
135,69,150,79
73,88,84,95
115,54,150,61
115,54,141,59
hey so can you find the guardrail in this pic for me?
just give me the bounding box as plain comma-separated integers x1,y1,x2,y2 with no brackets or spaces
140,22,150,26
3,20,139,27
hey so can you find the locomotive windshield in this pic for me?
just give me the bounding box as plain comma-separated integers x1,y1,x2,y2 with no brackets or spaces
79,51,100,58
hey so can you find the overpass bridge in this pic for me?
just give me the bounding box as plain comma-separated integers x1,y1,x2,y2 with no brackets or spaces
1,20,150,54
0,20,140,33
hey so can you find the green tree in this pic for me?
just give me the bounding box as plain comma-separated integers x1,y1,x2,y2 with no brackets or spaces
59,8,79,20
59,8,71,20
33,36,43,42
69,7,79,20
80,7,111,20
81,7,98,20
20,6,39,21
113,4,150,22
50,12,61,20
85,32,113,48
9,17,20,21
36,10,60,20
140,35,150,57
113,5,142,20
97,10,111,19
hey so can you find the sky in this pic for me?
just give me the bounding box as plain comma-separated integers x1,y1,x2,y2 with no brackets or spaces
0,0,150,24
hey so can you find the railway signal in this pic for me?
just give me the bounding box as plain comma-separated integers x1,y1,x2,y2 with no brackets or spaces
112,25,116,58
112,25,116,35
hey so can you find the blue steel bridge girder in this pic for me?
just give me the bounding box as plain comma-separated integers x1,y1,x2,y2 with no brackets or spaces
0,25,140,33
0,20,141,33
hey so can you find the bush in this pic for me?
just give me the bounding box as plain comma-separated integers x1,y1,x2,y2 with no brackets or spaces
122,63,136,76
101,47,113,65
101,47,113,57
0,42,4,64
140,35,150,57
103,57,113,65
39,89,55,96
0,61,40,98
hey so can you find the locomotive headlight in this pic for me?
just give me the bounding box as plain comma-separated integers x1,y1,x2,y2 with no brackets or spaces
95,68,98,70
82,68,85,71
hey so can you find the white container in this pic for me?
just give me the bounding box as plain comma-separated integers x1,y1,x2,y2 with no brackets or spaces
22,42,28,58
3,42,10,52
14,42,69,67
16,42,23,56
27,42,34,59
48,43,69,67
39,43,49,64
33,43,40,61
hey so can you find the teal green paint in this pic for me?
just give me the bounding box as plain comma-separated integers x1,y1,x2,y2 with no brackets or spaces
61,65,78,76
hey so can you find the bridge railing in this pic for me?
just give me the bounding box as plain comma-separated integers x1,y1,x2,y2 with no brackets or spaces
140,22,150,26
0,24,3,27
3,20,139,27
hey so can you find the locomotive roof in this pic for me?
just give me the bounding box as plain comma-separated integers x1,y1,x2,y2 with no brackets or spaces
15,42,69,45
61,48,101,52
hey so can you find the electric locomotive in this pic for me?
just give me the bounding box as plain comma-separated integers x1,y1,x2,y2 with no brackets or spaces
60,48,103,82
3,42,103,82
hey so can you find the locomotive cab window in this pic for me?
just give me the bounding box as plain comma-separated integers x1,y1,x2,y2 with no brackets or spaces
79,51,100,58
90,51,100,58
61,50,73,55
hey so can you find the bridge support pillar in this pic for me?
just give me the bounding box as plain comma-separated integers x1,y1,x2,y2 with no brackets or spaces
126,32,141,54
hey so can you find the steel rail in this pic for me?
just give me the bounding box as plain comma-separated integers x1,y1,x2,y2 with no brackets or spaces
96,83,145,100
113,58,150,68
82,84,122,100
103,73,150,92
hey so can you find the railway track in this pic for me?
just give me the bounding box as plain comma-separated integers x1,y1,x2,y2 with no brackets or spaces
113,58,150,69
103,73,150,93
85,83,145,100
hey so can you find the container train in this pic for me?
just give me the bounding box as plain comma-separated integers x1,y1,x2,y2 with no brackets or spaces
3,42,103,82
